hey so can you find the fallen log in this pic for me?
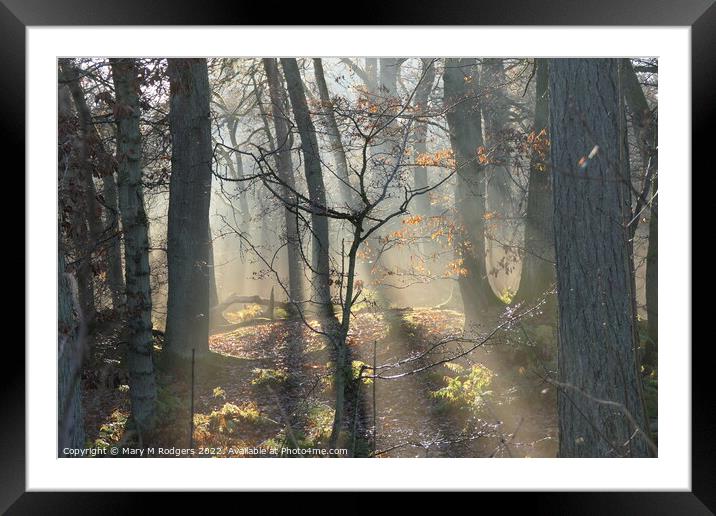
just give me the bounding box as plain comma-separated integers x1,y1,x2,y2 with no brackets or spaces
209,317,275,336
214,293,291,313
209,292,292,330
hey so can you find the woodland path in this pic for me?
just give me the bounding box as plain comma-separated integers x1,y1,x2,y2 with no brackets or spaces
200,307,558,457
83,307,558,457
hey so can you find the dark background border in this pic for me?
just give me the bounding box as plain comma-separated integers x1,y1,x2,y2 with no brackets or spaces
4,0,710,512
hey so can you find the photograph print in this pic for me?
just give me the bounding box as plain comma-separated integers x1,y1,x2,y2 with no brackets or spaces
58,56,658,459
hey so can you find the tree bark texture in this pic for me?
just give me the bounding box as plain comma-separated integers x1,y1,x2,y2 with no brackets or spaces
110,58,157,432
549,58,651,457
165,58,214,358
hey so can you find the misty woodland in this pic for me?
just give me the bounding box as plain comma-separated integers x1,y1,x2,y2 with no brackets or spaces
58,57,658,458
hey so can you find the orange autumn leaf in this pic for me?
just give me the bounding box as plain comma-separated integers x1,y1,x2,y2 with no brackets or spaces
403,215,423,225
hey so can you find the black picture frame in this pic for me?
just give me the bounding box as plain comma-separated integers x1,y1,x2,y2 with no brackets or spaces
5,0,709,511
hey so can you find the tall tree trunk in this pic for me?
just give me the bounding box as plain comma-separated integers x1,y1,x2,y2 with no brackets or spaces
375,57,406,182
282,58,346,449
444,58,500,324
481,58,518,294
376,57,406,160
263,58,304,310
226,118,251,223
58,82,95,321
58,248,85,454
379,58,403,97
622,59,658,368
413,58,436,216
252,70,277,154
359,58,407,308
59,62,102,321
110,58,157,433
365,58,378,95
61,60,126,311
280,58,333,318
164,58,213,359
549,58,651,457
481,58,515,212
101,171,127,311
516,59,555,302
313,58,359,210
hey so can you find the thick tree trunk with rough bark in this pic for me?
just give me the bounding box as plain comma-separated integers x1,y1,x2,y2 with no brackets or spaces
58,249,85,454
110,58,157,433
313,58,359,210
444,58,500,323
280,58,333,318
164,58,214,359
516,59,555,302
263,58,304,310
549,58,651,457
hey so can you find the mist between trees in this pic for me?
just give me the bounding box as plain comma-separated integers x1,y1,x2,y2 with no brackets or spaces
57,57,658,458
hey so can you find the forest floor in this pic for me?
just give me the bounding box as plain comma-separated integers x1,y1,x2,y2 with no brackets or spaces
82,305,561,458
